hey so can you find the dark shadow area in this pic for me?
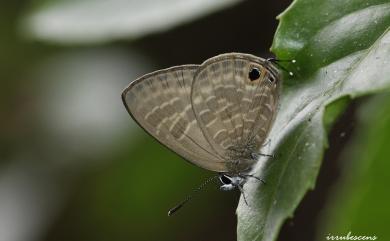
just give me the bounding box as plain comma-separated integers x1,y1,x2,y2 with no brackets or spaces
132,0,293,67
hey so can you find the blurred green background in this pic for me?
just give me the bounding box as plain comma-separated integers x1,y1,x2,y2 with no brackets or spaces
1,1,389,241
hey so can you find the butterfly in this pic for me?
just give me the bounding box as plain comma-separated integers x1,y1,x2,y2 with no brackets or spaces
121,53,282,215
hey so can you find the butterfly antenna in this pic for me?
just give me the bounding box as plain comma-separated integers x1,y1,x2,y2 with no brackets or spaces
168,175,219,216
267,58,296,77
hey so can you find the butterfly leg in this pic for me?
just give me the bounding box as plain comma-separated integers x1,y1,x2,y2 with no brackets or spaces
261,138,272,147
237,185,249,206
240,173,266,185
251,152,274,159
254,138,274,159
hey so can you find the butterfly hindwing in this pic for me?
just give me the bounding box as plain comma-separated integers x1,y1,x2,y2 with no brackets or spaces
190,53,281,171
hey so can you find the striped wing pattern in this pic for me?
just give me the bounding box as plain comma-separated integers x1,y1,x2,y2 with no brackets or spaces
122,65,227,172
191,54,280,172
122,53,281,173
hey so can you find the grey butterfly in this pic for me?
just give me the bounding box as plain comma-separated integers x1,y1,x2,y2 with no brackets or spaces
122,53,282,215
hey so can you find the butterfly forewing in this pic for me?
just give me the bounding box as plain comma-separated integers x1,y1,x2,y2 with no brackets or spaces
122,65,228,172
191,53,281,172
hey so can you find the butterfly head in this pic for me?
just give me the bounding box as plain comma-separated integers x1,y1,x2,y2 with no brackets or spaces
219,174,246,191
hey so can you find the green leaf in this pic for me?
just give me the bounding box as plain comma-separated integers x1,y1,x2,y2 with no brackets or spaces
317,93,390,240
236,1,390,240
21,0,242,44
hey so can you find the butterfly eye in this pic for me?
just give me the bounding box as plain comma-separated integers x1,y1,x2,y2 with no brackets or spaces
248,67,261,81
220,175,232,185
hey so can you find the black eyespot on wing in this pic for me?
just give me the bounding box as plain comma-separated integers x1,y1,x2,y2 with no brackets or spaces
220,174,232,185
248,67,260,81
